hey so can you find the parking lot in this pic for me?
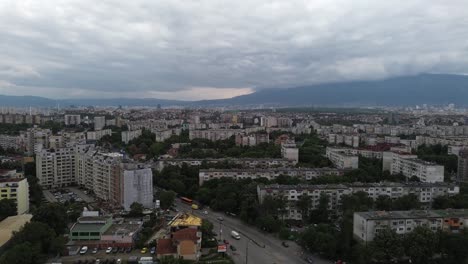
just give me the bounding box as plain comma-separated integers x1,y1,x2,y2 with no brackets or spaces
43,187,95,204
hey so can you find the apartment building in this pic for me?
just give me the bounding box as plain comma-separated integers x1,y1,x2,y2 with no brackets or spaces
383,152,444,182
328,134,360,148
36,147,77,189
155,158,296,172
94,116,106,131
353,209,468,242
325,147,359,169
189,129,239,141
21,127,52,154
86,129,112,141
90,152,123,203
121,130,142,144
49,132,87,149
64,114,81,126
0,134,24,151
235,133,269,147
281,141,299,164
0,177,29,215
121,164,153,210
199,167,346,185
457,148,468,183
153,128,181,142
257,182,459,221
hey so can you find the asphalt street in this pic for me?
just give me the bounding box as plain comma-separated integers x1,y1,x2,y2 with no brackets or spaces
175,201,333,264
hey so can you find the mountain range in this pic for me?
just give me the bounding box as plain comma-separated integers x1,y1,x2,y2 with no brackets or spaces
1,74,468,108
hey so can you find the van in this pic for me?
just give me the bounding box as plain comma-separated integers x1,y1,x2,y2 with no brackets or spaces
231,231,241,240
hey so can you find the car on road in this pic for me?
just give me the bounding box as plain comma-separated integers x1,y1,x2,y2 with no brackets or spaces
150,247,156,254
79,246,88,255
92,247,98,254
306,257,315,264
217,216,224,221
105,247,112,254
282,241,289,248
229,245,237,251
141,247,148,254
203,210,208,215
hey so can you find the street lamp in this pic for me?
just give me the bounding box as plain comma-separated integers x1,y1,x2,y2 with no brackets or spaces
245,238,251,264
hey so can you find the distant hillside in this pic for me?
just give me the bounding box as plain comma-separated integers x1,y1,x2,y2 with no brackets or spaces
210,74,468,107
1,74,468,107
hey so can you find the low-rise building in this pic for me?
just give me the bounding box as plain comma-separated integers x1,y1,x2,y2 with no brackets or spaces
199,167,346,185
258,182,459,221
325,147,359,169
353,209,468,242
281,141,299,164
384,151,444,182
155,158,296,172
121,130,142,144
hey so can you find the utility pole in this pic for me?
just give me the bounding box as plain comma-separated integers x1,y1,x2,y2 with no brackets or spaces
245,239,251,264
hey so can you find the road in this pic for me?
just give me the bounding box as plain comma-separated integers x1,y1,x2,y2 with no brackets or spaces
175,201,332,264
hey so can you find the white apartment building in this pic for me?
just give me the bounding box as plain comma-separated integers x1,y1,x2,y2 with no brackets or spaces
155,158,296,172
0,134,24,151
94,116,106,131
64,115,81,126
153,128,181,142
189,129,240,141
121,130,142,144
36,147,77,189
328,134,360,148
86,129,112,141
198,167,346,185
384,152,444,182
258,182,459,221
21,127,52,155
281,142,299,164
325,147,359,169
353,209,468,242
122,165,154,210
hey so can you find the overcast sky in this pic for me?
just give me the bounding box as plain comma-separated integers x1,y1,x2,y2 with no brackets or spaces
0,0,467,100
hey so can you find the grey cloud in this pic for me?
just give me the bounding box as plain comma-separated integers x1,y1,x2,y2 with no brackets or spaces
0,0,468,99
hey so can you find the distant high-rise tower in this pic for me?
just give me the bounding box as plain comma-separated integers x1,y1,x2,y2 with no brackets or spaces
458,148,468,183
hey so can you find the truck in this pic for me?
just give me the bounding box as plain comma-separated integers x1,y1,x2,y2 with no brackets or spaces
231,230,241,240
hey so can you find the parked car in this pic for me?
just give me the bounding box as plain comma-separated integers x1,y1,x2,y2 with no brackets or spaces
112,247,118,254
79,246,88,255
229,245,237,251
116,259,122,264
282,241,289,247
119,247,125,253
125,247,132,253
141,247,148,254
203,210,208,215
92,247,98,254
217,216,224,221
150,247,156,254
105,247,112,254
306,257,314,264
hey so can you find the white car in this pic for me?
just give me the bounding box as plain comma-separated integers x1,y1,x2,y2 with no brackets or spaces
116,259,122,264
79,246,88,255
203,210,208,215
105,247,112,254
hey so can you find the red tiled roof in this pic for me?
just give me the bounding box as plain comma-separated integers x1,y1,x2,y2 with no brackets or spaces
157,238,177,255
172,228,198,243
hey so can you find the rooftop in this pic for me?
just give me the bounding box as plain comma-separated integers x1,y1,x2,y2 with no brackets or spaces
0,214,32,247
169,213,202,227
356,209,468,220
157,238,177,255
70,223,108,233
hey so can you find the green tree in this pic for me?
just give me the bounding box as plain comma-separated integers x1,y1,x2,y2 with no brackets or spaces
0,242,41,264
0,199,17,221
296,195,312,222
404,226,437,264
129,202,144,216
309,193,330,224
371,228,405,263
160,190,176,210
32,203,67,234
375,195,393,211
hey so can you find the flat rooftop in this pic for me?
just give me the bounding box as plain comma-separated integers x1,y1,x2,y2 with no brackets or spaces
356,209,468,220
169,213,202,227
0,214,32,247
103,222,142,236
